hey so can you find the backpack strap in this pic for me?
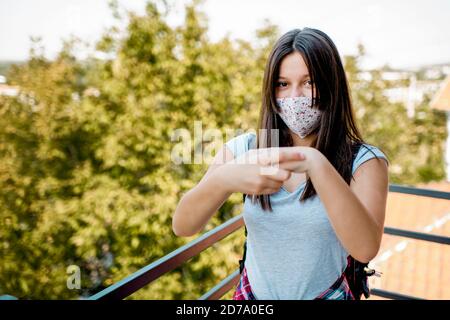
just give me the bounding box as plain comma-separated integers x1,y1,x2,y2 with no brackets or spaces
345,141,379,300
239,193,247,274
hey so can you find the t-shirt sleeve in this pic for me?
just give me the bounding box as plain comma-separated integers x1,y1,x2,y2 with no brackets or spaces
224,132,254,158
352,144,389,175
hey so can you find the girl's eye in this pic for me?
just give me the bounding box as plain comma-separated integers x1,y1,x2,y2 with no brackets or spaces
305,80,313,86
276,81,288,87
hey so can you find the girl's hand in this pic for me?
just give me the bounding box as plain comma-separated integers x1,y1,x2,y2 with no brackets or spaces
215,148,304,195
276,146,325,174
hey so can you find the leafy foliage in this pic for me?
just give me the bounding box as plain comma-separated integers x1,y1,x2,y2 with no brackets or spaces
0,1,445,299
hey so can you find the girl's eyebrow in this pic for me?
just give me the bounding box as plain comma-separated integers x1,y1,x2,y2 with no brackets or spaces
278,74,310,80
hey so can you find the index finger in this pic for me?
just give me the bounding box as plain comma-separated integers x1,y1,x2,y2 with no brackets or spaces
278,150,305,163
260,166,292,181
258,149,304,165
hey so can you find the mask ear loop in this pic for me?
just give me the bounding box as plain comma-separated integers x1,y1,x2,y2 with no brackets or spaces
311,97,321,110
309,77,320,109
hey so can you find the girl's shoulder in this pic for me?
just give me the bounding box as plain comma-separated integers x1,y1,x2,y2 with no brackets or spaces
352,143,389,175
224,132,257,158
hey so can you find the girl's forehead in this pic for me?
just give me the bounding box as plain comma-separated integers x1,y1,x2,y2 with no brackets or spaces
278,51,309,79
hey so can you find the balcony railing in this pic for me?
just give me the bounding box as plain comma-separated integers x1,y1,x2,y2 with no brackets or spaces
88,184,450,300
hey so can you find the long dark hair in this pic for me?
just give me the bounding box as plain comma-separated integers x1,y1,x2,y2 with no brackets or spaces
250,28,383,211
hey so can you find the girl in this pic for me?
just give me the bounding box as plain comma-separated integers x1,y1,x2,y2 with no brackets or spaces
172,28,389,300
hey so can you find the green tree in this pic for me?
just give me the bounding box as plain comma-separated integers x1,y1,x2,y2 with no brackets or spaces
344,44,446,184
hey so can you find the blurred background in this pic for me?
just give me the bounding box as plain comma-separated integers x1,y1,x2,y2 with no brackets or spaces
0,0,449,300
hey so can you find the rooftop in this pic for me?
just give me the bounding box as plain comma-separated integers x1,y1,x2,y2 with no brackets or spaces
368,181,450,299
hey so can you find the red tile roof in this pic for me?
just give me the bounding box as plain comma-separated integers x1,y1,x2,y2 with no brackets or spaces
368,181,450,300
431,76,450,111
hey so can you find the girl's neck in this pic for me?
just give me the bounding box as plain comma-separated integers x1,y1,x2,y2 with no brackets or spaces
291,132,317,148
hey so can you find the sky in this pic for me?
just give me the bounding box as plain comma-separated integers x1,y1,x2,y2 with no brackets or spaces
1,0,449,69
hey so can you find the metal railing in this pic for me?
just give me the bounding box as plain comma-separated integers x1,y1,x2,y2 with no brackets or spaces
88,183,450,300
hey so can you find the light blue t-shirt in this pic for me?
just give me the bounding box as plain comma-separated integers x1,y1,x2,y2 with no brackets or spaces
225,132,389,300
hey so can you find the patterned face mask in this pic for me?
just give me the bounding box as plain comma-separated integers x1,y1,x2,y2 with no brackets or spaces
276,96,322,139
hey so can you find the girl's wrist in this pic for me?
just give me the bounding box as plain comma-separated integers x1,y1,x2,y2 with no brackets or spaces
306,148,328,176
210,164,234,195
